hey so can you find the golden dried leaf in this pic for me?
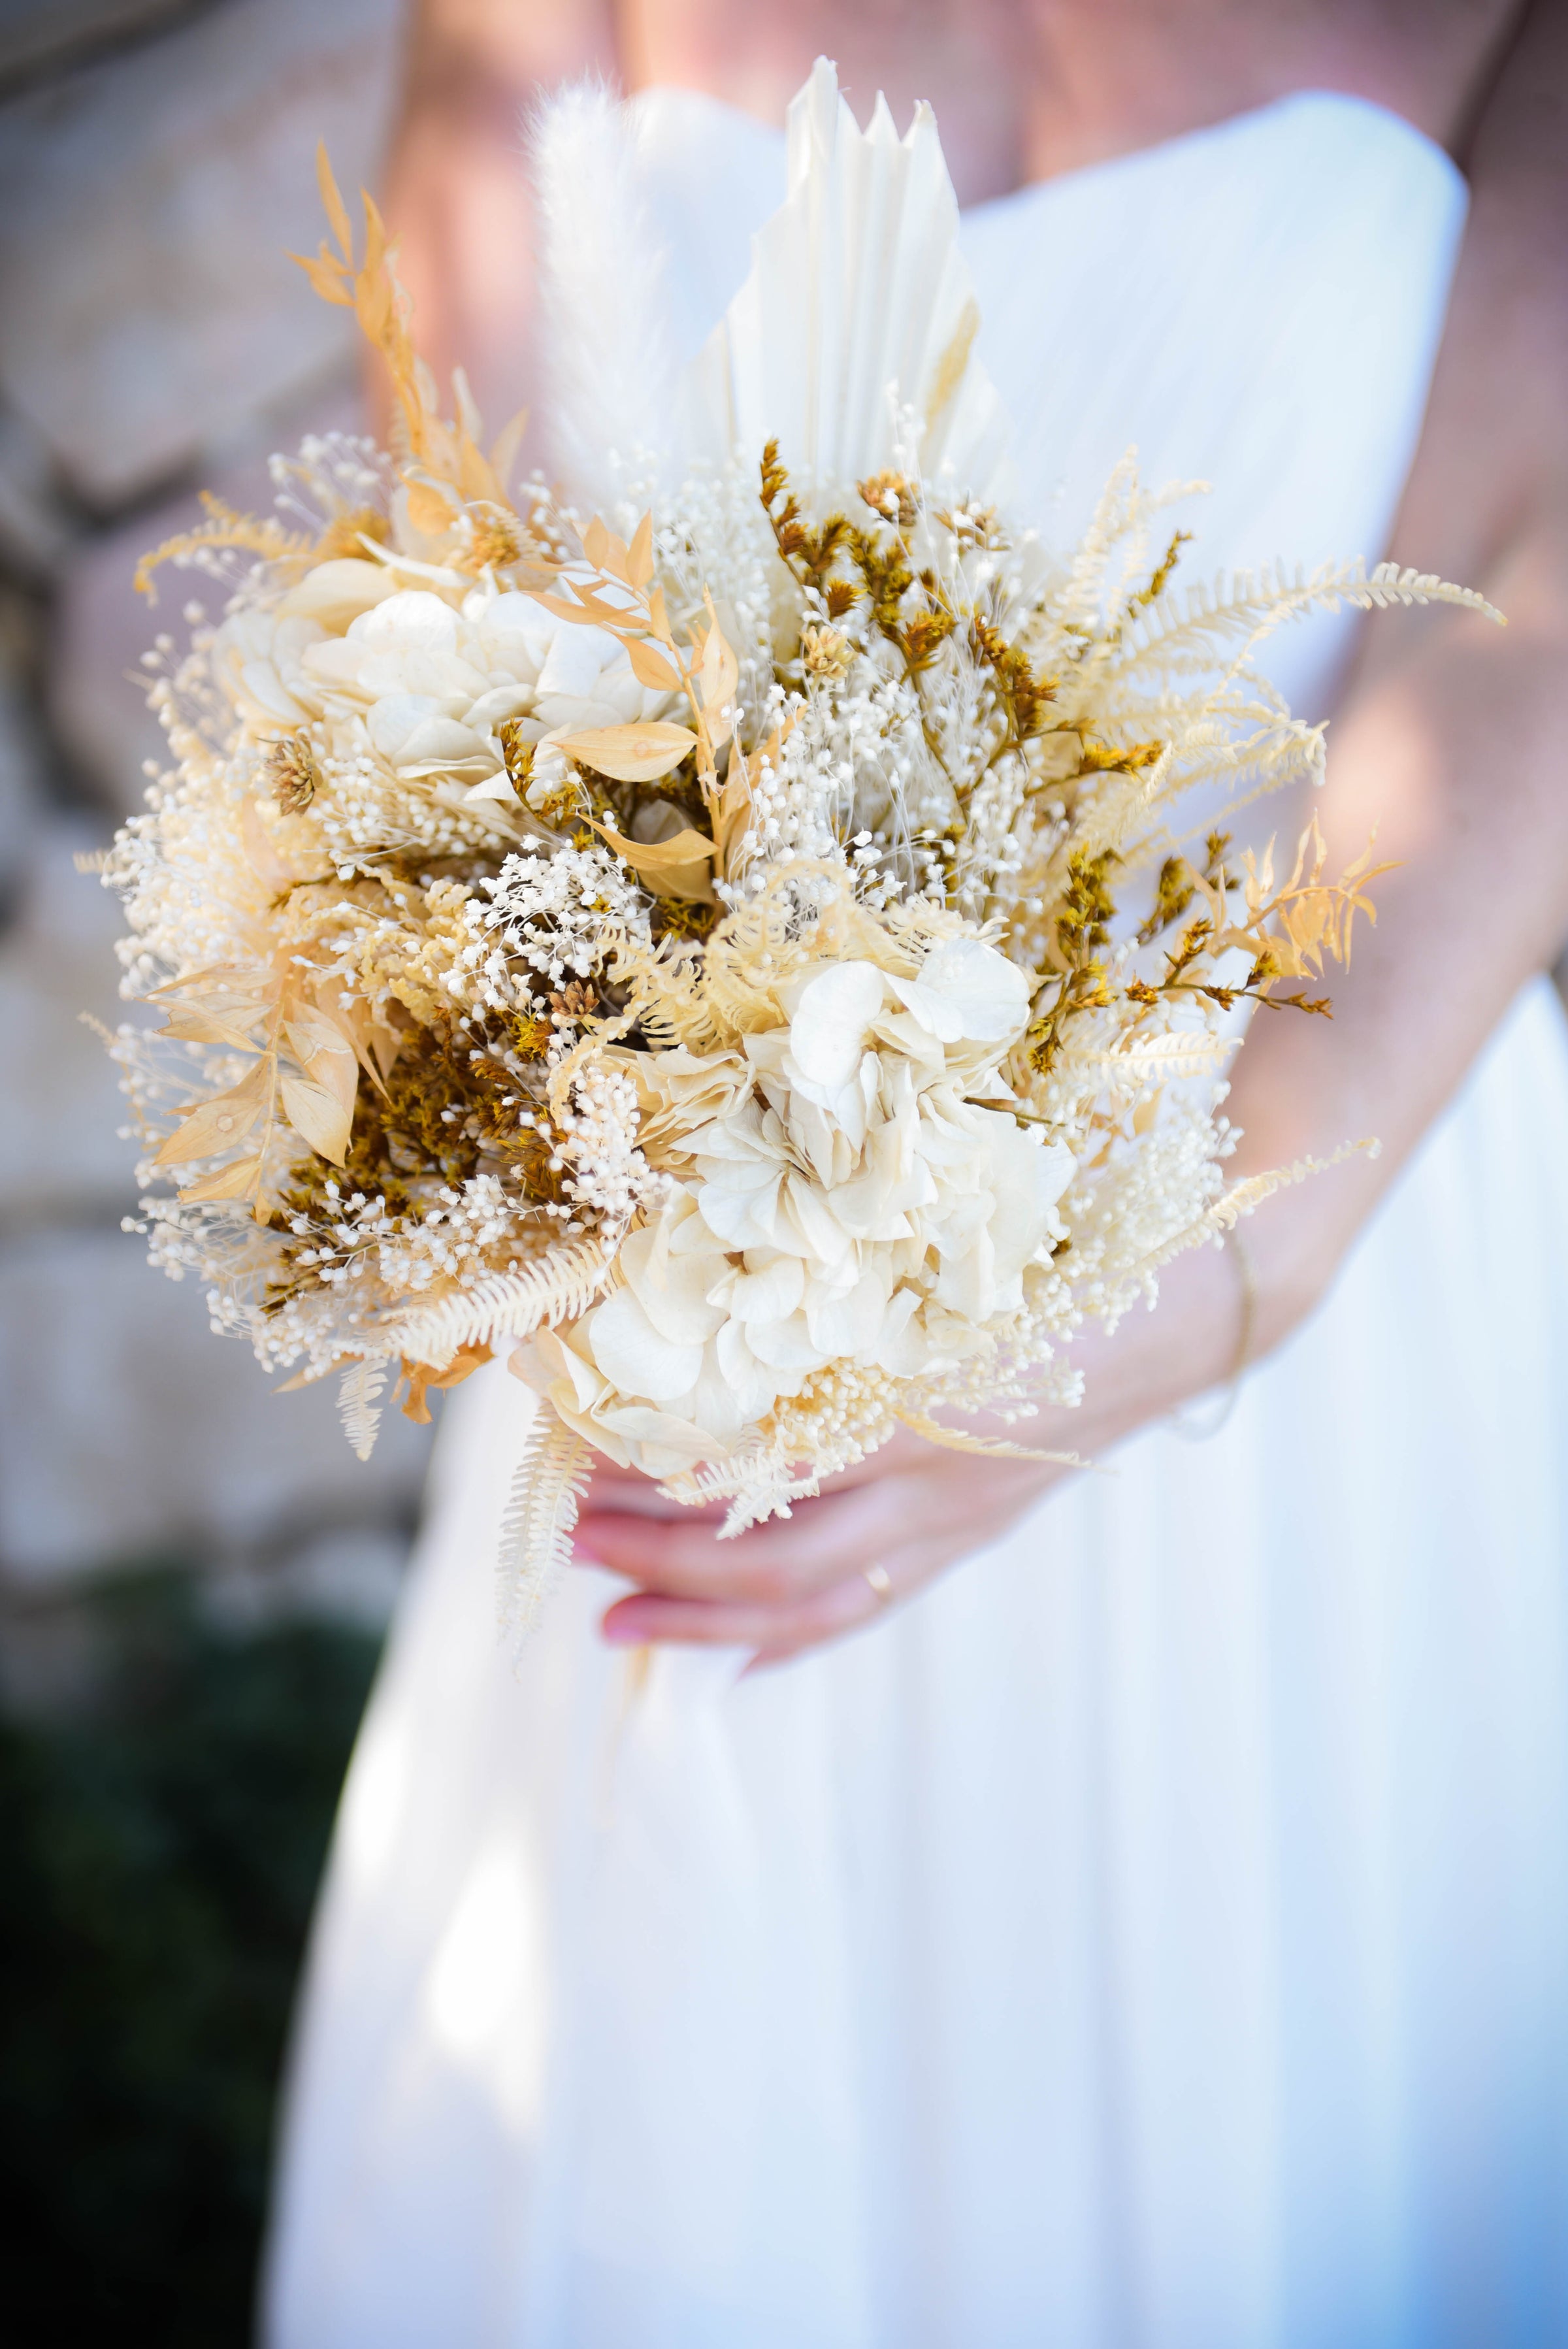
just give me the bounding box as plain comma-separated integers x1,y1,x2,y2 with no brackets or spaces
581,516,610,569
327,993,400,1094
623,636,681,692
178,1153,265,1206
714,712,794,878
400,1341,492,1423
284,1010,360,1126
280,1073,353,1165
627,512,654,587
159,996,274,1052
288,251,352,308
154,1061,270,1167
587,817,717,904
315,140,353,260
696,610,740,753
697,608,740,715
532,586,641,631
489,407,529,495
404,478,458,536
284,1004,350,1060
559,722,696,783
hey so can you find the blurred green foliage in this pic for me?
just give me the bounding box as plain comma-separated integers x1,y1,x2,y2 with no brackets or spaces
0,1570,380,2346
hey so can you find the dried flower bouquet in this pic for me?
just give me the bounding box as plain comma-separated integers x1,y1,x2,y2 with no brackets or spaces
99,63,1492,1630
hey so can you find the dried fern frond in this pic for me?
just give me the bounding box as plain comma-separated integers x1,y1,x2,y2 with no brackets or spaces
395,1238,615,1370
135,494,313,602
1207,1136,1379,1233
337,1355,389,1460
292,144,525,511
497,1406,593,1647
1052,1030,1233,1088
1111,557,1503,685
896,1410,1083,1466
656,1443,776,1510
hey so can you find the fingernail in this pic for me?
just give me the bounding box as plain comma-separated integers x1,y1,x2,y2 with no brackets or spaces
601,1614,643,1643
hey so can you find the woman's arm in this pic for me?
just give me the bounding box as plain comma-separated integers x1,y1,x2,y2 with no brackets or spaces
581,1,1568,1659
377,0,617,429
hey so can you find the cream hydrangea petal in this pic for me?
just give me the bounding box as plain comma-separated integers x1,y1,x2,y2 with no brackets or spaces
696,1172,784,1249
535,625,621,700
917,936,1034,1042
741,1309,823,1373
621,1220,728,1345
237,659,316,727
510,1325,608,1416
278,558,399,629
885,972,966,1042
725,1253,805,1322
779,1173,857,1266
807,1269,890,1358
369,701,492,770
354,587,460,649
465,683,535,729
596,1404,722,1469
713,1322,791,1420
785,961,888,1090
587,1287,706,1401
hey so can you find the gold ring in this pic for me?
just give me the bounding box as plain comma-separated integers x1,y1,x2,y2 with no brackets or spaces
863,1564,894,1605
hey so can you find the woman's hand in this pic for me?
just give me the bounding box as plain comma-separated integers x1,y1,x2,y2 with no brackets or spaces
578,1430,1066,1666
574,1231,1255,1663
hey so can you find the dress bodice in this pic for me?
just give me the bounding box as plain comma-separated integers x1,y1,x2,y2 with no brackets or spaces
630,86,1466,717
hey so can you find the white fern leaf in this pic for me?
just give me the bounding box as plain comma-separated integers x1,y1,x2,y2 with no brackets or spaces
1056,1030,1232,1086
498,1406,593,1649
337,1356,389,1462
1207,1138,1379,1232
683,54,1012,500
1115,557,1501,685
896,1410,1083,1466
395,1238,614,1371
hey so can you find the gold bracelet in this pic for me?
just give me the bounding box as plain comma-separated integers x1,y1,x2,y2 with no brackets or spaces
1169,1226,1258,1441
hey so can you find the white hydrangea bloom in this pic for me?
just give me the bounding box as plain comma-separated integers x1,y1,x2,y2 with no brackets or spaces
210,577,674,796
514,937,1073,1475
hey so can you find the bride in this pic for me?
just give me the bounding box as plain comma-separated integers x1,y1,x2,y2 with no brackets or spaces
267,5,1568,2343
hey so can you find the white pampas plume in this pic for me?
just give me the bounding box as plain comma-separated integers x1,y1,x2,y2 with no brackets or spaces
529,79,678,509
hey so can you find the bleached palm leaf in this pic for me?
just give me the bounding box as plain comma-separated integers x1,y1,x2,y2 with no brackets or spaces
498,1405,593,1648
683,56,1013,501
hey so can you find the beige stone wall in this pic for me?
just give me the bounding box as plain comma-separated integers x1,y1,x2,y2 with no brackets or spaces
0,0,431,1666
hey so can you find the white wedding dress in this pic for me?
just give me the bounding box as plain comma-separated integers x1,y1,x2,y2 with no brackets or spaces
265,88,1568,2349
